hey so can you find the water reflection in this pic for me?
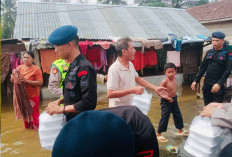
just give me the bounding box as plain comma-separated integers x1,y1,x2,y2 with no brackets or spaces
1,86,204,157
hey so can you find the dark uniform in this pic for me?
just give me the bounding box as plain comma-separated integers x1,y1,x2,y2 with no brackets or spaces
101,106,159,157
48,25,97,121
63,54,97,121
195,47,232,105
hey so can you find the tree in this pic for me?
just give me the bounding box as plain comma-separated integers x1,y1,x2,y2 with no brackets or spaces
197,0,209,6
138,0,209,8
136,0,167,7
1,0,17,39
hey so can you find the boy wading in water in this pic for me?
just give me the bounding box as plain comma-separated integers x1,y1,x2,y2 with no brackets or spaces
157,63,188,142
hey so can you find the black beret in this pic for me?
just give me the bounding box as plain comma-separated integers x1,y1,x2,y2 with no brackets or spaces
212,31,225,39
48,25,78,45
52,110,135,157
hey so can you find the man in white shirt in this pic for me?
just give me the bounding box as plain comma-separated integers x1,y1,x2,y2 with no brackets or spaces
107,37,169,107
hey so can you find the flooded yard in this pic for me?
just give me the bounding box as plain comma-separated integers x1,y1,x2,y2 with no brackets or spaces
1,86,204,157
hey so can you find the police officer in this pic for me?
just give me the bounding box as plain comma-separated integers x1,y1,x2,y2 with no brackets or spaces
48,59,107,98
48,59,70,97
45,25,97,121
191,31,232,106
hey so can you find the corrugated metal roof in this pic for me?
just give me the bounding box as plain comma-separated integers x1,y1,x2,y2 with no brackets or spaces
14,2,211,40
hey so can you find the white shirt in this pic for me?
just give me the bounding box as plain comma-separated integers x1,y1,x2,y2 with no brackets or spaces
107,58,139,107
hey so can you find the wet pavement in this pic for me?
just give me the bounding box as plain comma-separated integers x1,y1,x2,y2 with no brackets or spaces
1,85,204,157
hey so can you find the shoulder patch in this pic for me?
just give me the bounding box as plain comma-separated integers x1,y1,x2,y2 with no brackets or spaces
78,71,87,77
52,67,58,74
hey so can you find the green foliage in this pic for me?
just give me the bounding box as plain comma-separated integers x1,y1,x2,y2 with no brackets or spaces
197,0,209,6
1,0,16,39
171,0,183,8
140,2,167,7
137,0,167,7
1,22,11,39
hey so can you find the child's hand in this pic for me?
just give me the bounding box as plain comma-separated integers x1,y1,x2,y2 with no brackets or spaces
168,98,173,103
156,87,168,98
191,82,197,90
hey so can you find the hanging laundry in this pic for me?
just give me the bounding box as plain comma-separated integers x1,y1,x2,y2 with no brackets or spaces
93,41,111,50
168,34,183,51
16,57,23,68
10,53,18,70
155,48,167,71
167,51,181,67
144,50,158,68
1,52,11,83
40,49,58,74
95,48,108,71
131,50,158,71
10,53,22,70
144,40,163,50
79,40,93,55
86,46,101,69
131,51,145,71
29,39,54,51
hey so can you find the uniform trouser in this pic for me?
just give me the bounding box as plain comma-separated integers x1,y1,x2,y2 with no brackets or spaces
203,83,224,106
158,96,183,134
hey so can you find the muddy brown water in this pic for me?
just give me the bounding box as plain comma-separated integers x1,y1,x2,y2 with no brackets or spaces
1,86,204,157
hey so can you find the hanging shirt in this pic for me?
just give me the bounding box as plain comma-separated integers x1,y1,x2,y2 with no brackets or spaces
166,51,181,67
86,46,101,69
40,49,58,74
79,40,93,55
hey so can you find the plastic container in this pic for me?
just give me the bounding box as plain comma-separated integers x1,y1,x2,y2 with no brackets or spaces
184,142,219,157
185,135,221,157
39,111,65,127
39,125,63,139
189,131,222,148
184,116,223,157
189,116,222,139
131,90,152,115
39,111,66,150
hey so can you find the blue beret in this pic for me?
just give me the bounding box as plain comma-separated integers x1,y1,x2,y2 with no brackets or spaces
212,31,225,39
48,25,78,45
52,110,135,157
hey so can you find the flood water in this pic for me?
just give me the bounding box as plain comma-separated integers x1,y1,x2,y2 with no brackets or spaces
1,85,204,157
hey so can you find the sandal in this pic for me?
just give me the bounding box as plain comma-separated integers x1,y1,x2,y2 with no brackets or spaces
175,130,189,136
166,145,179,154
157,136,168,142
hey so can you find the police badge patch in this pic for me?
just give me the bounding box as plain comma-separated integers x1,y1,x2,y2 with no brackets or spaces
62,65,69,72
52,67,58,74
